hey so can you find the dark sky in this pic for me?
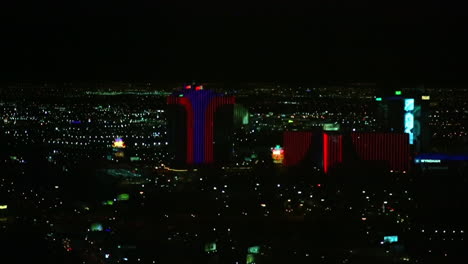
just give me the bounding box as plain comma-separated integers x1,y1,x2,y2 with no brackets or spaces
0,2,466,84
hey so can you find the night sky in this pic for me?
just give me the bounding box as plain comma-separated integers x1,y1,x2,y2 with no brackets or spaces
0,2,466,84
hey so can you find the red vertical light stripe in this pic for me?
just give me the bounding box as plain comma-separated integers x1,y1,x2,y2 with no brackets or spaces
360,133,363,160
401,134,404,171
338,135,343,163
401,133,409,171
372,134,376,162
380,134,384,168
389,134,393,170
181,98,194,165
398,134,401,171
390,134,393,170
401,134,405,171
402,134,406,171
330,135,333,170
333,135,337,169
368,134,372,162
361,133,365,160
390,134,392,169
362,133,366,160
323,133,329,173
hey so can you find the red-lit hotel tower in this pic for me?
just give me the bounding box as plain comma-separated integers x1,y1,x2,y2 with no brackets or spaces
283,131,313,166
283,131,410,173
350,133,410,172
167,85,235,166
322,133,343,174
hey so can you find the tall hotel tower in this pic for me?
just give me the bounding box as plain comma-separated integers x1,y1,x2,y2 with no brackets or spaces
167,85,235,166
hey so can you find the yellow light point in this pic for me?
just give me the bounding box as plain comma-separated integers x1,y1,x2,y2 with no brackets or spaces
112,138,126,148
0,205,7,210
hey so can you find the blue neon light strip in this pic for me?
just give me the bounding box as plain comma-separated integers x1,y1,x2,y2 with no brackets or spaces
415,153,468,161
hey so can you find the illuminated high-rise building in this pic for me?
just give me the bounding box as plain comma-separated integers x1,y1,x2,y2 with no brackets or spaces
350,132,410,172
167,85,235,166
283,131,410,173
375,86,430,152
322,133,343,174
283,131,313,166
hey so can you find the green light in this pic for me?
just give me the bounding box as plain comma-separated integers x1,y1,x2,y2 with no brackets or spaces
323,123,340,131
288,120,294,123
375,97,382,101
395,90,402,95
246,254,256,264
179,94,184,97
117,193,129,201
248,246,260,254
242,114,249,125
204,242,217,253
102,200,114,206
90,223,103,232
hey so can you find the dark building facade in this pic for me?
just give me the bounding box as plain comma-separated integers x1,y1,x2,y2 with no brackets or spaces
283,131,313,167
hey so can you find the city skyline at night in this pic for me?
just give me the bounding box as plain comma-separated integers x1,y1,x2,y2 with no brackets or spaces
1,2,468,263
